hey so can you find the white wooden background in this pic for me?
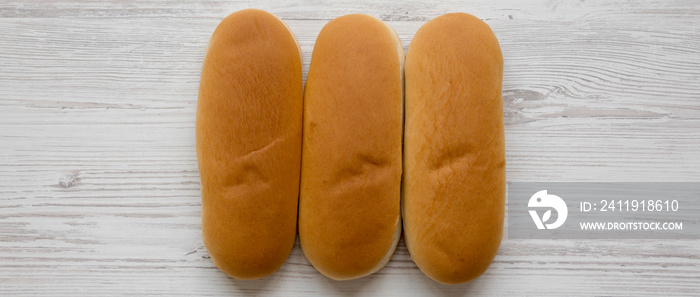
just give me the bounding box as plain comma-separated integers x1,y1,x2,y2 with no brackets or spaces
1,0,699,296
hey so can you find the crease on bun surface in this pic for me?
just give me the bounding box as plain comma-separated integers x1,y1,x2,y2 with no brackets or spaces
196,9,303,280
403,12,505,285
299,14,404,281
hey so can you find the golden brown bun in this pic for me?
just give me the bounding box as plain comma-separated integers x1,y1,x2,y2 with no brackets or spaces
299,14,404,280
196,9,302,280
403,13,505,285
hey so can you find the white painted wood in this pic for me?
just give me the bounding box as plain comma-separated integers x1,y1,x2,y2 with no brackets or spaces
1,0,699,295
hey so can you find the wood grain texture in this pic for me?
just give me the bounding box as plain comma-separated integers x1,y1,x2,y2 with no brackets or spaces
1,0,699,295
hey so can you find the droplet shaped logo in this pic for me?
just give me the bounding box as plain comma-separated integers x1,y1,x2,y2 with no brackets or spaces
528,190,568,230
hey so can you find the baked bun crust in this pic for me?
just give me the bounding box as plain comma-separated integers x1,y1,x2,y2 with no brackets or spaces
196,9,303,280
403,12,505,285
299,14,404,280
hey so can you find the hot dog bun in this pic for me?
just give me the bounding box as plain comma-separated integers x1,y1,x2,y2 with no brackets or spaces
299,14,404,280
403,13,505,284
196,9,303,279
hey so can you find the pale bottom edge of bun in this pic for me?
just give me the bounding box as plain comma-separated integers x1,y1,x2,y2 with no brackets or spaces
206,245,286,280
328,216,401,281
370,216,402,274
269,12,302,63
